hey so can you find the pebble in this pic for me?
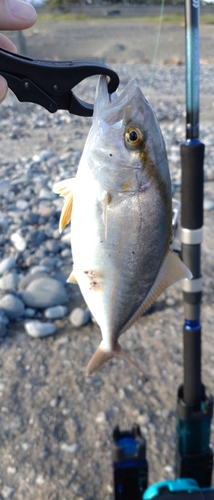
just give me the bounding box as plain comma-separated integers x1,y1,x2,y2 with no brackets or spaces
204,199,214,211
10,232,27,252
0,271,19,291
0,212,9,231
0,322,7,337
69,308,91,327
0,257,16,276
18,272,49,291
20,277,67,309
30,265,49,275
0,309,10,325
24,320,57,338
60,443,79,453
0,294,25,319
44,305,68,319
23,307,36,318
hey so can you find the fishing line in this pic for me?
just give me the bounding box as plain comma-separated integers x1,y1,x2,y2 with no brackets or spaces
147,0,165,99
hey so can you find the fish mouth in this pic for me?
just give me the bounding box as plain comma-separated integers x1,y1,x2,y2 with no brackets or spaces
93,75,146,126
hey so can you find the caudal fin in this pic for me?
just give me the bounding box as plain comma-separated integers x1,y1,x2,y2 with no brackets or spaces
86,342,149,379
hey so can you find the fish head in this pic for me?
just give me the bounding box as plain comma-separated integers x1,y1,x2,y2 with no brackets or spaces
86,76,171,194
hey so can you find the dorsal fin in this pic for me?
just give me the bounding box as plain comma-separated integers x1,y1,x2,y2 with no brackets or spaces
120,250,192,335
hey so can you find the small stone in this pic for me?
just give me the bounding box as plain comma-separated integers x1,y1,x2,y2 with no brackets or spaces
95,412,107,424
16,199,29,210
44,240,61,253
44,305,68,319
1,486,15,498
204,199,214,211
165,296,176,307
38,203,55,218
0,257,16,276
30,265,49,275
0,180,11,193
7,466,16,475
60,232,71,246
0,294,25,319
39,188,56,200
23,211,39,225
0,309,9,325
18,272,48,291
21,442,31,451
137,414,150,425
24,320,57,338
0,322,7,337
23,308,35,318
61,248,71,259
0,212,9,230
0,271,19,291
10,232,27,252
35,474,45,485
21,277,67,309
60,443,79,453
41,257,57,268
69,308,90,327
33,150,52,163
164,465,173,473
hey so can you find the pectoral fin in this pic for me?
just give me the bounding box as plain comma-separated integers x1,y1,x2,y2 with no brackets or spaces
59,192,73,233
53,178,75,232
53,178,75,197
120,250,192,335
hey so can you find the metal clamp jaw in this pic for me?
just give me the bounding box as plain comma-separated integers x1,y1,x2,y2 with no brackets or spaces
0,48,119,116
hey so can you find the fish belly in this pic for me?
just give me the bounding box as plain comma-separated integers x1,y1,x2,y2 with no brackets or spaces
71,161,170,351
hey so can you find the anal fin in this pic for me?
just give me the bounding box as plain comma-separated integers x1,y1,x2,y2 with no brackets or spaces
67,270,78,284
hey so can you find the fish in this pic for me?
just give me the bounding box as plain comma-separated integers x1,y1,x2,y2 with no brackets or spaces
53,76,192,376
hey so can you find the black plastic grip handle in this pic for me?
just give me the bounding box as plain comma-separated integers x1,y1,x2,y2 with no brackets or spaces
181,140,204,229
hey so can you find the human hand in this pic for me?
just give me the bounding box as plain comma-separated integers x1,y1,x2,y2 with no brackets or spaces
0,0,37,102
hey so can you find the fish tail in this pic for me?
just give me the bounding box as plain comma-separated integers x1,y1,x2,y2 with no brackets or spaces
86,341,149,379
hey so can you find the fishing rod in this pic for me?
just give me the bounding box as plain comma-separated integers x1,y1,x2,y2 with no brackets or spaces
176,0,213,486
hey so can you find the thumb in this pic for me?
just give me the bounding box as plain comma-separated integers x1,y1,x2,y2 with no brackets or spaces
0,0,37,30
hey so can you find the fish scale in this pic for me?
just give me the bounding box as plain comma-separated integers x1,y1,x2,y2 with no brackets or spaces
53,76,192,376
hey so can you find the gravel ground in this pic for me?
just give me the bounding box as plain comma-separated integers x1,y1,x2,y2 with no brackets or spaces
0,17,214,500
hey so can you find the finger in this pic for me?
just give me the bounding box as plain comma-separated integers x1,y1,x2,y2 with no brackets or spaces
0,33,17,103
0,0,37,30
0,33,17,52
0,75,8,103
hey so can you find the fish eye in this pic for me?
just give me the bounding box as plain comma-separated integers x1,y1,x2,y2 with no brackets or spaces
124,124,144,150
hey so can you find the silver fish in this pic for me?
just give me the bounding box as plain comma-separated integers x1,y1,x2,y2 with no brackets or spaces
53,76,191,375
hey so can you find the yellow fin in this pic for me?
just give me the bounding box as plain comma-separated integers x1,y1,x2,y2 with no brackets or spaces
53,178,75,198
67,270,78,284
86,341,148,378
120,250,192,335
59,192,73,233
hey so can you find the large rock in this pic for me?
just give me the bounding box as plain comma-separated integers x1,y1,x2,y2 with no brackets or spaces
20,277,68,309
